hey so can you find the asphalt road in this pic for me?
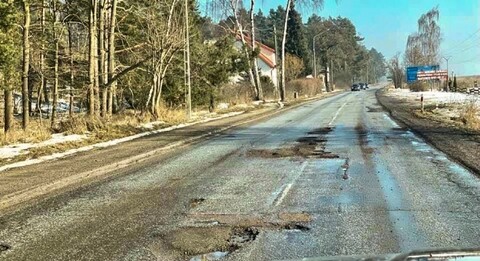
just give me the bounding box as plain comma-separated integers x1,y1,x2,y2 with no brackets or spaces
1,85,480,261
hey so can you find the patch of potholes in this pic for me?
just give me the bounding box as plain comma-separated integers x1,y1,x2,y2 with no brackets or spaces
246,127,339,159
164,212,312,261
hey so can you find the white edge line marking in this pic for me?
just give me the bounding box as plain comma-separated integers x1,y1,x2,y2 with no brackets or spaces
328,100,349,126
274,161,308,207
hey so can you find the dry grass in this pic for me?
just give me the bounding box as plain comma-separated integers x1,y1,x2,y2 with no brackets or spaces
155,105,187,124
285,79,323,99
1,120,51,146
460,100,480,130
457,75,480,92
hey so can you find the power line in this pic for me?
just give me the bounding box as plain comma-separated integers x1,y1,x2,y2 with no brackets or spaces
443,28,480,55
451,52,480,65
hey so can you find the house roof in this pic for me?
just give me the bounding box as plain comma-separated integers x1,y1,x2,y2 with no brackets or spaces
258,52,275,68
240,35,276,53
235,34,276,69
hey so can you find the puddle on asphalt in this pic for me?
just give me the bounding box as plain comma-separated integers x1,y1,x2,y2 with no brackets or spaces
190,251,229,261
246,127,339,159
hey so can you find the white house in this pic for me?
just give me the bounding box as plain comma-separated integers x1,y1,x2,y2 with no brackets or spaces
234,35,278,88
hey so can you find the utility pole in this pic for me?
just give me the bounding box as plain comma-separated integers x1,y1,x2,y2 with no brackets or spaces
185,0,192,119
442,56,450,92
313,36,317,78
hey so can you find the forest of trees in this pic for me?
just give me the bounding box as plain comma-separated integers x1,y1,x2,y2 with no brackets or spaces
0,0,386,135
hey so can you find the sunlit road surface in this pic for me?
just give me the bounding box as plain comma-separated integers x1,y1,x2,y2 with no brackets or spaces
1,85,480,260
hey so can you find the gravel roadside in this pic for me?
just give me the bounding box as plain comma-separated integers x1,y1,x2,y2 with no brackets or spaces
376,88,480,176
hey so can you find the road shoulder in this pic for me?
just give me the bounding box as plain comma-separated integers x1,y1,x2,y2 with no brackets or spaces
376,88,480,176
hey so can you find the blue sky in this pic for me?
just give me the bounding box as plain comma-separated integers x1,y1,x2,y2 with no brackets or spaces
200,0,480,76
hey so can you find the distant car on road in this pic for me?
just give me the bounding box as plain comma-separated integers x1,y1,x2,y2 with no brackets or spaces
351,84,361,91
359,83,366,90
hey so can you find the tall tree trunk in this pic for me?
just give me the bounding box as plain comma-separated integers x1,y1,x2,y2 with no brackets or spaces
51,38,59,128
22,0,31,130
68,25,74,117
280,0,292,101
232,1,257,98
107,0,117,115
4,88,13,133
324,58,330,92
88,0,98,116
249,0,263,101
99,0,107,117
51,0,60,128
37,0,46,121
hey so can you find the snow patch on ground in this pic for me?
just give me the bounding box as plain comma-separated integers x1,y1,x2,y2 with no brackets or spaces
386,89,480,120
140,121,166,130
0,134,88,159
388,89,480,105
0,111,245,172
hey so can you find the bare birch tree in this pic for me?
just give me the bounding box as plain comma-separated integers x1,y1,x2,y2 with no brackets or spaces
21,0,31,129
279,0,323,101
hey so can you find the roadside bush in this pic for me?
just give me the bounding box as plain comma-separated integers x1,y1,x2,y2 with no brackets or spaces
285,78,323,99
408,82,430,92
260,76,277,100
218,82,253,105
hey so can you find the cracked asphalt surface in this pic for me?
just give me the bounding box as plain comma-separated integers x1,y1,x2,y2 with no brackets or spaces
1,85,480,260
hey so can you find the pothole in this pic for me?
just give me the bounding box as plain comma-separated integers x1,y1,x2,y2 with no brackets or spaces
247,127,338,159
367,106,384,112
307,127,333,135
229,227,259,247
0,243,11,252
189,198,206,208
173,212,312,260
282,223,310,231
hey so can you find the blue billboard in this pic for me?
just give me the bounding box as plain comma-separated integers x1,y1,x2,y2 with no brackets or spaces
406,65,440,83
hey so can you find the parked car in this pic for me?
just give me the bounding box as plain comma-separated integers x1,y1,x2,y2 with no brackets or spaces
351,84,361,91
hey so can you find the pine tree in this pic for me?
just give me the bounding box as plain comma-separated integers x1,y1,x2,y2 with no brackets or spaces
0,0,20,133
285,4,307,59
